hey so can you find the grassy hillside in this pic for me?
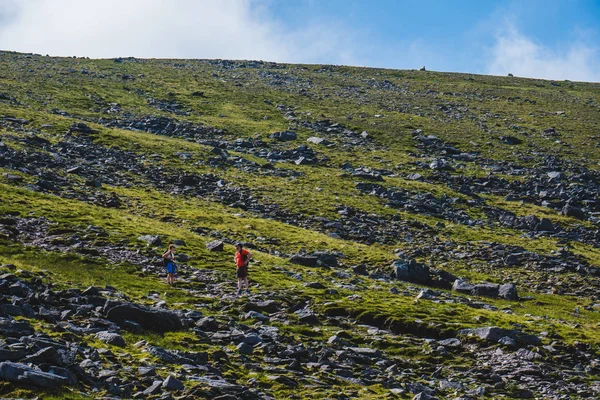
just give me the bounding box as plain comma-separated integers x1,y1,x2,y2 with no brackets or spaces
0,50,599,399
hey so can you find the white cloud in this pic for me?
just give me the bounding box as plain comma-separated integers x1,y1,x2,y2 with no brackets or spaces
486,25,600,82
0,0,362,64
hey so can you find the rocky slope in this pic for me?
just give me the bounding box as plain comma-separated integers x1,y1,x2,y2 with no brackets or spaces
0,50,599,399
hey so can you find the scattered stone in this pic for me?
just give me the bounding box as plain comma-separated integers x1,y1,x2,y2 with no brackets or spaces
104,300,183,332
392,259,430,284
95,331,126,347
0,361,68,388
269,131,297,141
205,240,224,251
138,235,162,246
162,375,185,391
237,342,254,355
499,283,518,300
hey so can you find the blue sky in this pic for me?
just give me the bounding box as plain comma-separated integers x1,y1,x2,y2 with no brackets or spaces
265,0,600,78
0,0,599,81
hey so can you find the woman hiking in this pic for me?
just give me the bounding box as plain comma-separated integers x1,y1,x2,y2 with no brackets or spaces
234,243,251,295
162,244,177,285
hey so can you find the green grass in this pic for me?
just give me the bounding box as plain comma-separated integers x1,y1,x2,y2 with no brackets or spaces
1,50,600,399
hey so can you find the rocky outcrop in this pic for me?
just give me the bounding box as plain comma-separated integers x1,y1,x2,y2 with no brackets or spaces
103,300,183,332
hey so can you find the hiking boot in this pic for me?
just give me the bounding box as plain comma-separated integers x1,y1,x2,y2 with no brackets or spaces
237,289,243,296
244,289,251,295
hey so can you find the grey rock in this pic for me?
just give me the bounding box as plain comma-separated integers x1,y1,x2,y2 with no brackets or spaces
412,393,438,400
0,318,33,337
138,366,156,376
244,300,280,314
21,347,59,364
498,336,516,347
244,311,270,322
537,217,554,232
289,254,318,267
392,259,430,284
195,316,218,331
0,361,68,388
561,204,586,220
547,171,562,180
452,279,474,294
237,342,254,355
0,349,26,361
438,338,461,347
504,254,521,266
138,235,162,246
347,347,382,357
205,240,224,252
439,380,464,390
416,289,438,300
269,131,297,141
241,333,262,345
429,159,453,171
468,326,541,346
498,283,518,300
95,331,126,347
143,380,164,395
472,283,499,298
104,300,183,332
162,375,185,391
295,309,319,325
267,374,298,387
499,136,522,145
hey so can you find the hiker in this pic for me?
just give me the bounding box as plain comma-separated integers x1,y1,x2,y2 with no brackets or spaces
235,243,251,295
162,244,177,285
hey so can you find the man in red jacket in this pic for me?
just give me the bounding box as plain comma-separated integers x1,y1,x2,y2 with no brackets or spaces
235,243,252,295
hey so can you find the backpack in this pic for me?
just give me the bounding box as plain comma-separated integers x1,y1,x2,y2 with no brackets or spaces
239,250,249,267
163,251,173,267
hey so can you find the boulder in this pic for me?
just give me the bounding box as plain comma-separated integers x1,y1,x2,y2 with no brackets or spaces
429,159,453,171
236,342,254,355
162,375,185,391
269,131,297,141
561,204,586,220
352,264,368,276
314,252,338,268
505,253,522,266
137,235,162,246
0,349,26,362
0,318,34,337
499,136,522,145
499,283,518,300
467,326,542,346
472,283,500,298
392,259,430,284
244,300,280,314
244,311,270,322
452,279,474,294
537,218,554,232
195,316,219,331
416,289,438,300
0,361,68,389
289,254,318,267
438,338,461,348
21,347,60,364
143,380,164,395
353,171,384,181
104,301,183,332
95,331,126,347
205,240,224,252
295,309,319,325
